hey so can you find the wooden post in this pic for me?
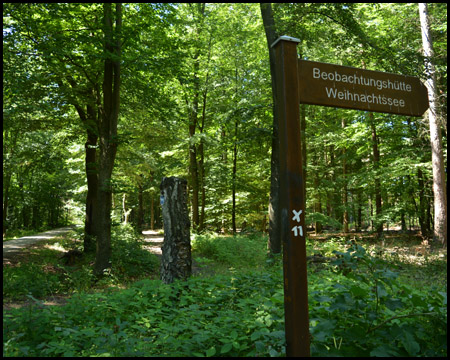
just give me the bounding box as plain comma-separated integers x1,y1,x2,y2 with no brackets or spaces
271,36,310,357
160,177,191,284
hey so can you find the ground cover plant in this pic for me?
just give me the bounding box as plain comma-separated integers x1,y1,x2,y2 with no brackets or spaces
3,225,159,301
3,227,447,357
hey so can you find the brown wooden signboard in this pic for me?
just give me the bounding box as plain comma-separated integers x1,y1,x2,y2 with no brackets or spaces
298,59,429,116
271,35,430,358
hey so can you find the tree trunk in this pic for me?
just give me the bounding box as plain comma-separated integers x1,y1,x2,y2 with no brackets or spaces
94,3,121,276
84,129,98,252
313,152,322,234
419,3,447,247
188,46,200,230
198,77,208,232
150,196,155,230
300,104,307,207
232,116,238,235
198,33,212,233
3,130,18,237
122,193,132,224
369,113,383,236
3,173,11,237
342,118,349,233
260,3,281,254
68,81,99,253
138,180,144,231
356,190,362,232
417,168,431,236
160,177,191,284
187,4,206,231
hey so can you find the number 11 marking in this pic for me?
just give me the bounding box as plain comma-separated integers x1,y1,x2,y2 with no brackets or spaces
291,225,303,237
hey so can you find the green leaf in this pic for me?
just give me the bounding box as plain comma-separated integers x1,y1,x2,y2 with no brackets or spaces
370,344,400,357
206,347,216,357
376,283,388,298
349,285,366,298
410,294,426,307
220,343,233,354
269,348,279,357
384,298,403,311
401,331,420,356
251,330,261,341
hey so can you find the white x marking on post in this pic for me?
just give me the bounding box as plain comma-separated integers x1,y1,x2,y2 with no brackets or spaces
292,209,302,222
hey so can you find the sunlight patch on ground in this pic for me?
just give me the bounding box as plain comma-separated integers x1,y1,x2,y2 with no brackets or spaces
142,229,164,255
44,242,67,253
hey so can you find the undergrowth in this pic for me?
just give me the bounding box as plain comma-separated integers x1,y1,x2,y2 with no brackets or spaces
3,224,159,300
3,228,447,357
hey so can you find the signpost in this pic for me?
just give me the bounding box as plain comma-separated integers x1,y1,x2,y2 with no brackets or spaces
298,59,429,116
271,35,429,357
271,36,310,357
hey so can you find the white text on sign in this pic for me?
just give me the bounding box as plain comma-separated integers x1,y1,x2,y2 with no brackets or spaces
292,225,303,237
292,209,302,222
291,209,303,237
312,67,410,108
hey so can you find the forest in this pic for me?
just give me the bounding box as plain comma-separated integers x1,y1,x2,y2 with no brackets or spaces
3,3,447,357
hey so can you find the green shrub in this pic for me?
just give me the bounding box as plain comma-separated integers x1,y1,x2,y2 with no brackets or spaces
110,224,159,280
3,263,62,300
192,233,267,269
3,233,447,357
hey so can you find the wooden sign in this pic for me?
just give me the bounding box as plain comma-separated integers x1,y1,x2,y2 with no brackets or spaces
298,59,429,116
270,35,430,358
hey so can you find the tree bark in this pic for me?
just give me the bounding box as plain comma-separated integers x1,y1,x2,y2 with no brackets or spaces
160,177,191,284
419,3,447,247
84,128,98,252
342,118,349,233
187,4,206,231
94,3,122,276
260,3,281,254
369,113,383,236
198,33,212,233
188,57,200,230
71,90,99,253
138,178,144,231
232,115,238,235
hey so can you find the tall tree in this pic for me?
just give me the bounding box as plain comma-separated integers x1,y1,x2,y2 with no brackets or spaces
419,3,447,246
342,118,349,233
369,113,383,236
4,4,101,247
260,3,281,253
94,3,122,275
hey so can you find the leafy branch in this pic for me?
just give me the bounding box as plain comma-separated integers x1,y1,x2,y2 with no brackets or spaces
367,312,437,333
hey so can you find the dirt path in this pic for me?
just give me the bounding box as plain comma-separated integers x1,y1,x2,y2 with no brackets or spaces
3,228,208,310
141,230,209,276
3,226,76,261
141,229,164,257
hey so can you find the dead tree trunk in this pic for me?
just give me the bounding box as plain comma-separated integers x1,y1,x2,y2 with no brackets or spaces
160,177,192,284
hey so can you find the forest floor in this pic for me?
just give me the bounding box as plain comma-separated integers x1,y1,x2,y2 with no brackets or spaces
3,227,447,311
3,227,212,310
3,226,76,261
127,229,215,277
3,226,447,356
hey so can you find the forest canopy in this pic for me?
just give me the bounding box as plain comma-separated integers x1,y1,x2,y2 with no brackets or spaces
3,2,447,252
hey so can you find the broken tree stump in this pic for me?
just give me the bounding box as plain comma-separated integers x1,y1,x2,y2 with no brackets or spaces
160,177,191,284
